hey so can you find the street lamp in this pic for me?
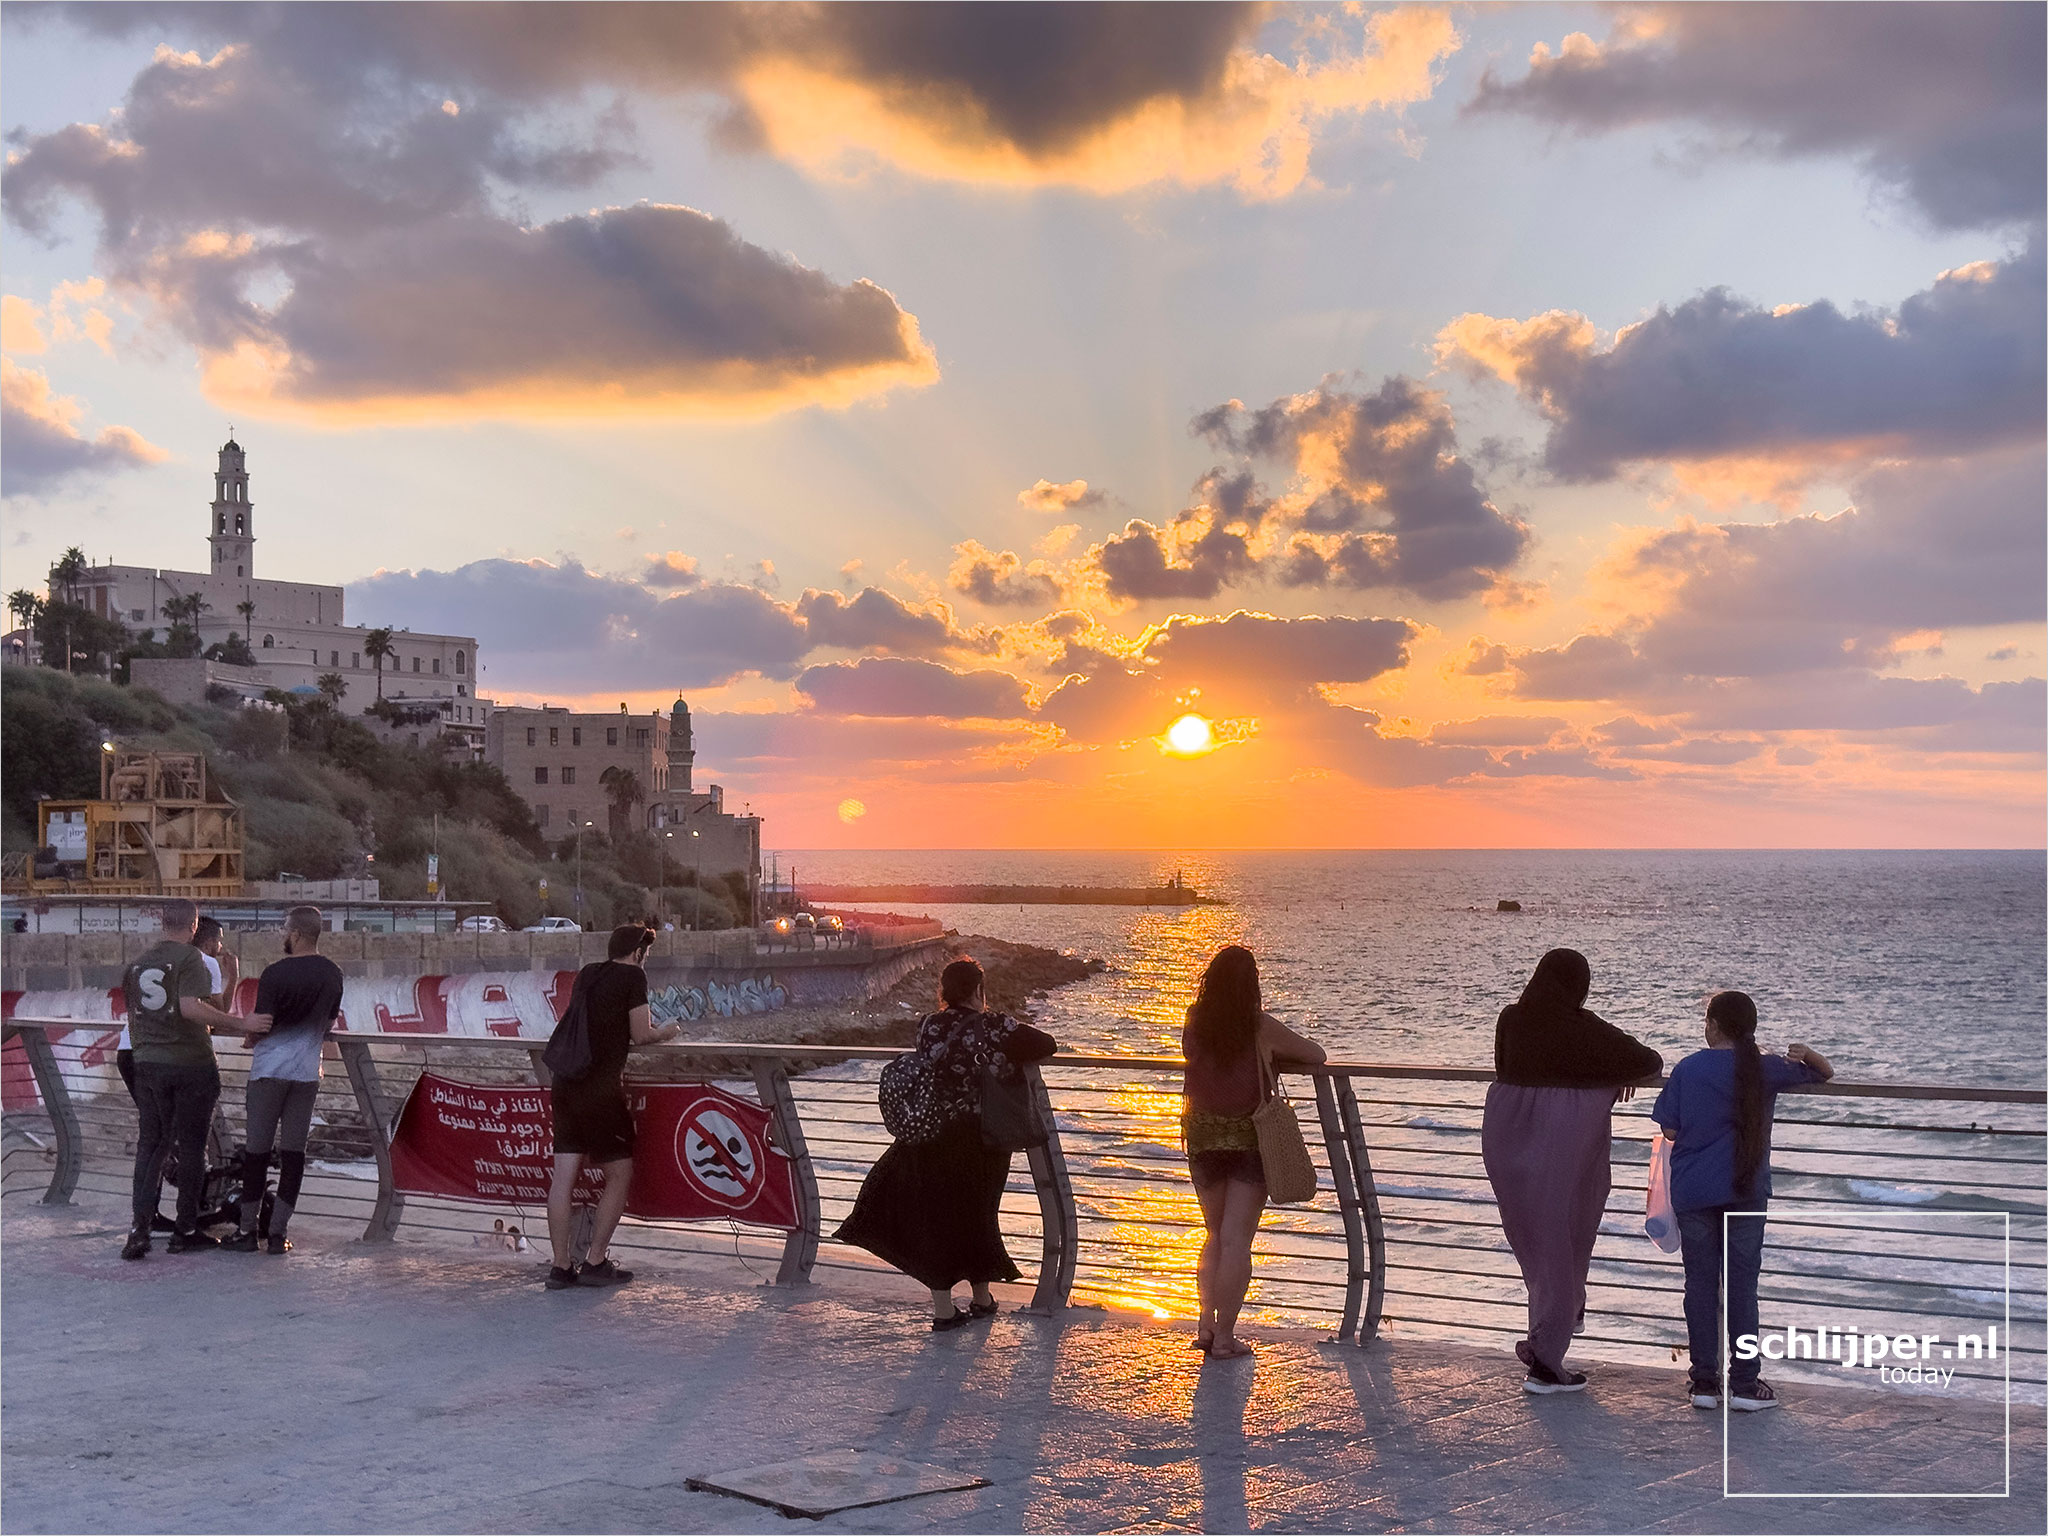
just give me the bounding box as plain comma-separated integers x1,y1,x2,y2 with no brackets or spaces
688,827,702,930
661,830,673,928
573,816,589,927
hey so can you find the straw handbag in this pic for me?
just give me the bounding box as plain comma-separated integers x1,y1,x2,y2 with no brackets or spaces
1252,1041,1317,1205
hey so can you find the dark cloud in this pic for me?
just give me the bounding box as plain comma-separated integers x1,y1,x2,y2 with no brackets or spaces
348,558,809,691
0,359,166,498
1035,666,1165,744
1198,376,1531,600
639,552,702,589
795,656,1033,720
1141,610,1416,687
4,21,934,419
1468,2,2046,230
1501,634,1660,703
1093,515,1254,602
1441,243,2045,479
702,709,1030,776
948,541,1064,608
793,587,986,657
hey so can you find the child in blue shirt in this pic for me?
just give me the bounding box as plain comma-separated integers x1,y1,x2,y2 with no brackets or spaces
1652,990,1833,1412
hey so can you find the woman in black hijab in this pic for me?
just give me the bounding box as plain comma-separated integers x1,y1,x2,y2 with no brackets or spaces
1482,948,1661,1394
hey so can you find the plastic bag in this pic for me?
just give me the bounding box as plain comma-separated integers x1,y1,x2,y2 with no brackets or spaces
1644,1134,1682,1252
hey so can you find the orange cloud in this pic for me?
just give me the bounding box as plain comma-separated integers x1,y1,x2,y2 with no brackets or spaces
733,6,1460,198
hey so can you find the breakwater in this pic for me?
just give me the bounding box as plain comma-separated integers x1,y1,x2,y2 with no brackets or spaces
810,883,1221,907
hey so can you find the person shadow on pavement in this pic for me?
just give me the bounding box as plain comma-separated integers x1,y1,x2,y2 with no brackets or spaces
1193,1347,1254,1532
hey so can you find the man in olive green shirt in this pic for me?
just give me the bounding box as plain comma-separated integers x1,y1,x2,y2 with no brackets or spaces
123,899,241,1259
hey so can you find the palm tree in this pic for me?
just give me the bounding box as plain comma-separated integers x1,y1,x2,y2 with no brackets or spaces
599,765,645,841
316,672,347,706
50,547,86,605
363,627,396,701
7,589,40,631
236,599,256,641
162,592,209,626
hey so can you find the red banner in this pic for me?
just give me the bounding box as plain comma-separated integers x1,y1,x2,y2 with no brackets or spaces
389,1073,801,1229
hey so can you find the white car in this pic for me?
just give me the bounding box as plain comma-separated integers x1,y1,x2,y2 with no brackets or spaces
522,916,582,933
458,915,507,933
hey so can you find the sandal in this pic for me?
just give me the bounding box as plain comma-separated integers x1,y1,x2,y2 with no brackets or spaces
1189,1327,1215,1354
1206,1339,1254,1360
968,1299,999,1318
931,1307,972,1333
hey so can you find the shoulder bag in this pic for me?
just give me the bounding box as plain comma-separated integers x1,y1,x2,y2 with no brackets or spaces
540,964,599,1083
1252,1038,1318,1205
978,1015,1048,1152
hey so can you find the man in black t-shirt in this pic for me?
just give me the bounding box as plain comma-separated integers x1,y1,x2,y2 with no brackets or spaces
121,899,243,1259
544,924,681,1289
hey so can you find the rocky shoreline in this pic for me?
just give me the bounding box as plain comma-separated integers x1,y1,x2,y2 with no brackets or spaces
670,929,1105,1059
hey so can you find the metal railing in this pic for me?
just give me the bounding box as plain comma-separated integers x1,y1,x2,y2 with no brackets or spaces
3,1018,2041,1390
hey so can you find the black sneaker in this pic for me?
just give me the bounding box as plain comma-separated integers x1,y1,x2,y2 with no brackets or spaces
545,1265,579,1290
576,1258,633,1287
1689,1380,1721,1410
222,1231,261,1253
265,1235,291,1256
121,1229,150,1261
166,1229,220,1254
149,1213,179,1234
1521,1360,1589,1394
1730,1380,1780,1412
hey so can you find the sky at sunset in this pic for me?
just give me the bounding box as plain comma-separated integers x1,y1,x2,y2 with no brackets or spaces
3,2,2042,849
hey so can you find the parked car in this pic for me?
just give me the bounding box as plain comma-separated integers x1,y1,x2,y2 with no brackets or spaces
458,915,507,934
522,916,582,933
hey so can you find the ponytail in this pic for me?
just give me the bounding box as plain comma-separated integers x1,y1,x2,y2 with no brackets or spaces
1709,990,1767,1195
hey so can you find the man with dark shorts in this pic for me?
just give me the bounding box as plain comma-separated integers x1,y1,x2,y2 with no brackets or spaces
227,905,344,1255
545,924,681,1289
121,900,242,1259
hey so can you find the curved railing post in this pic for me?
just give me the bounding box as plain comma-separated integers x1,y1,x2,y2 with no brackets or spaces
1024,1063,1077,1314
337,1038,404,1243
1312,1070,1366,1343
752,1061,819,1286
5,1024,80,1206
1335,1074,1386,1341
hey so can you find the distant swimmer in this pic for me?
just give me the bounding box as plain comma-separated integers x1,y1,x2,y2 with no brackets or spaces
1654,991,1834,1412
1483,948,1661,1394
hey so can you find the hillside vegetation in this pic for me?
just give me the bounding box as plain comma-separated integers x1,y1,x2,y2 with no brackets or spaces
1,669,743,930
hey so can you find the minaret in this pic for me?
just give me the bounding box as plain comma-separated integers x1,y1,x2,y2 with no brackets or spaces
209,434,254,578
667,696,695,794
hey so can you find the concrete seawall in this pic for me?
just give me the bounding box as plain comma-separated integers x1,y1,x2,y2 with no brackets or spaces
2,925,946,1013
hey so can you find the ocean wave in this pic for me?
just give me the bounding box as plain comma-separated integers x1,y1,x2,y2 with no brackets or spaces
1377,1182,1480,1204
1847,1180,1944,1205
1403,1115,1471,1133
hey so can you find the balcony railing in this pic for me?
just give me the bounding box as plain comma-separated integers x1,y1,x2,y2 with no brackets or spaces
4,1019,2039,1394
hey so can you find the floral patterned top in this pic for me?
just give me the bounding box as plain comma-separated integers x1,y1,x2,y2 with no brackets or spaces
916,1005,1059,1126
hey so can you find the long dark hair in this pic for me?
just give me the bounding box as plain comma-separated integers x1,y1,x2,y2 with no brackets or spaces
1187,945,1261,1062
1519,948,1592,1011
1709,990,1768,1194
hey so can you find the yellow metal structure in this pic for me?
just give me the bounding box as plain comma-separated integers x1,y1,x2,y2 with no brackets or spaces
30,751,243,897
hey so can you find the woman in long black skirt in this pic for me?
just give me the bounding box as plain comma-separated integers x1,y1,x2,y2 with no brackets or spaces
837,957,1058,1330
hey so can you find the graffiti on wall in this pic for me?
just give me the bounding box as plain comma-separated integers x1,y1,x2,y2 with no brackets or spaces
649,974,788,1022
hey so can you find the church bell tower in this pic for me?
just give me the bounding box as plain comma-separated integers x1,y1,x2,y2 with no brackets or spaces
668,697,695,794
209,434,254,578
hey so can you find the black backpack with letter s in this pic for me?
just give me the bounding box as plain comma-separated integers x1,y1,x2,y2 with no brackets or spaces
541,964,599,1082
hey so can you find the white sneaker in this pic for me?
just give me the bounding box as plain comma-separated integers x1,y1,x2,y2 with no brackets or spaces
1522,1367,1588,1394
1689,1385,1720,1410
1729,1380,1780,1412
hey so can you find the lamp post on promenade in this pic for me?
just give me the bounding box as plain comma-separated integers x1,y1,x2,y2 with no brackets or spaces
573,816,588,927
662,830,673,926
689,827,702,929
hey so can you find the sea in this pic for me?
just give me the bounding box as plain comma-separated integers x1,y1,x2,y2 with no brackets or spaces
787,849,2047,1087
788,849,2046,1397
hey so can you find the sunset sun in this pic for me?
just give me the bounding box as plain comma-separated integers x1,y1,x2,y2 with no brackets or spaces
1164,713,1216,757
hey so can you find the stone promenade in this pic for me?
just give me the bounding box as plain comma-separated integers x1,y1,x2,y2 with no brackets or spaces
3,1193,2039,1534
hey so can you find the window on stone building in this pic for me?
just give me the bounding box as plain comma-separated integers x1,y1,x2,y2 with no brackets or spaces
330,651,339,666
607,727,618,746
526,727,536,746
351,652,360,668
263,635,274,648
537,805,550,827
535,767,549,784
549,727,559,746
412,656,422,673
562,766,576,785
455,651,467,674
132,609,146,622
572,727,582,747
636,729,649,746
433,658,441,674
